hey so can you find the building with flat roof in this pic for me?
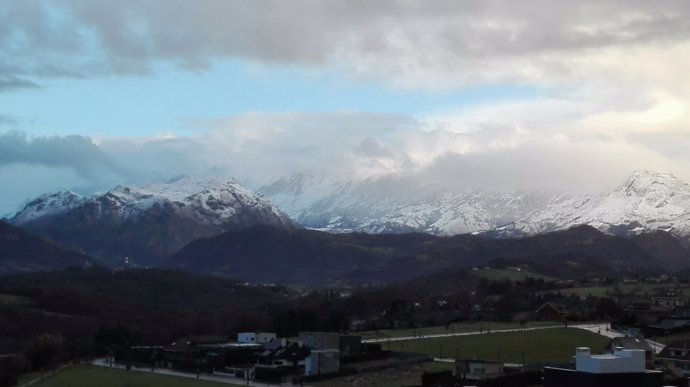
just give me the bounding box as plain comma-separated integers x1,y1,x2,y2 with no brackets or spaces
543,347,663,387
237,332,276,344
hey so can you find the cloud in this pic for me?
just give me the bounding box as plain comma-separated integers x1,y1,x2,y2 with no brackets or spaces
0,163,89,218
0,115,19,127
98,111,690,194
416,135,684,194
0,131,127,179
0,75,39,92
98,112,419,182
3,109,690,216
3,0,690,89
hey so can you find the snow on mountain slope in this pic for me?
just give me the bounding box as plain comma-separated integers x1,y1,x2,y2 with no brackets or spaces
11,189,87,224
12,176,294,228
260,174,559,235
9,177,296,265
550,170,690,236
260,170,690,238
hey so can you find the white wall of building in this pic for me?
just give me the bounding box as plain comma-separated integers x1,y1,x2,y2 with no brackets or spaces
575,347,645,374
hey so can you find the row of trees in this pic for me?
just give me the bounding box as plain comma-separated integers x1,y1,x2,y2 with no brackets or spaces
0,334,65,387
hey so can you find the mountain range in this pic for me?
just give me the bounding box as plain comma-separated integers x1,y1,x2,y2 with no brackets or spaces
259,170,690,239
7,169,690,280
8,176,295,266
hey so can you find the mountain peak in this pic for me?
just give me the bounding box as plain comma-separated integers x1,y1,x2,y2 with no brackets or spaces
10,177,296,265
12,189,85,224
619,170,689,198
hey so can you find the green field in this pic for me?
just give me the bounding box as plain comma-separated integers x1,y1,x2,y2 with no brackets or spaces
33,365,241,387
382,328,609,364
359,321,558,340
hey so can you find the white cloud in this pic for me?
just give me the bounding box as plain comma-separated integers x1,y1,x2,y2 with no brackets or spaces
3,1,690,214
3,1,690,88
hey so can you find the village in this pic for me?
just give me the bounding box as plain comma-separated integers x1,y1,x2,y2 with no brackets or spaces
80,272,690,387
8,271,690,386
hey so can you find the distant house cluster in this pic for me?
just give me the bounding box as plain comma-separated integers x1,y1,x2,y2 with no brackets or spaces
111,330,417,384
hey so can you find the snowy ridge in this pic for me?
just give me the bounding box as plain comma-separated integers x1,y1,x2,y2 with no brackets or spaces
260,174,559,235
260,170,690,238
12,189,86,224
12,176,294,228
532,170,690,236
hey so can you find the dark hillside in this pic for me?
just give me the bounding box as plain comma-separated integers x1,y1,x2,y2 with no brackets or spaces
0,220,95,274
168,224,682,286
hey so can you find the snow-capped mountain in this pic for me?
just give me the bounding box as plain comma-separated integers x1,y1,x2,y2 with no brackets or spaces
259,170,690,239
12,189,87,224
519,170,690,236
10,176,296,265
259,173,560,235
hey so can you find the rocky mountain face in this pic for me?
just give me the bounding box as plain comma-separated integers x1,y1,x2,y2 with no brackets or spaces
0,220,95,274
9,177,296,266
259,170,690,239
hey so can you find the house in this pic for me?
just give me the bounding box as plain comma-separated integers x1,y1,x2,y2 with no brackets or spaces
455,359,504,381
163,335,229,371
256,340,310,368
197,342,262,370
622,298,667,325
299,332,362,359
651,296,688,309
535,302,569,321
655,305,690,330
604,337,654,368
543,347,663,387
672,306,690,318
237,332,276,344
254,340,311,383
657,339,690,376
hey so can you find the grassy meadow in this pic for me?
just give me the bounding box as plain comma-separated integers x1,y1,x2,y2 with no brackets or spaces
381,327,609,364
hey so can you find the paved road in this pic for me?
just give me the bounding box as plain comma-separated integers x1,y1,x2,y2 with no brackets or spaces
91,358,297,387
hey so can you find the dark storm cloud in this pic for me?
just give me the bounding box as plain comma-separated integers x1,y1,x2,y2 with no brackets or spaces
0,76,40,92
0,131,128,179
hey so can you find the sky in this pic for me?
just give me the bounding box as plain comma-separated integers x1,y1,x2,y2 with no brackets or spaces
2,0,690,216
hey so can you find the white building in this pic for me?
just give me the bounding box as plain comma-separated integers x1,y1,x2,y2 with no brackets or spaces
575,347,645,374
237,332,277,344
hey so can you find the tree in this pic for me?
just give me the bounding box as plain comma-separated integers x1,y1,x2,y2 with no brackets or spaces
25,334,64,372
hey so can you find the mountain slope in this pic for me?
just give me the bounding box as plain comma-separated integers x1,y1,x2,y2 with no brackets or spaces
0,220,95,274
543,170,690,236
260,170,690,239
167,224,681,286
9,177,296,266
259,174,559,235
